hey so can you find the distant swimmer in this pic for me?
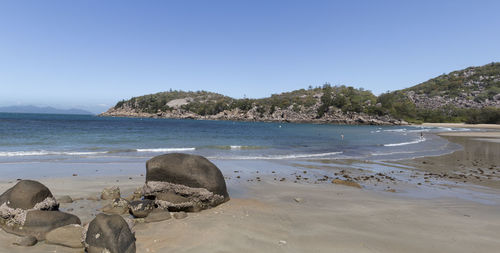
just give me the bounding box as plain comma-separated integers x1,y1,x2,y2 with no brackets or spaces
341,134,344,141
420,132,424,139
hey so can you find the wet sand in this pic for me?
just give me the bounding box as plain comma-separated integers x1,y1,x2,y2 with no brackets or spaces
396,131,500,190
0,131,499,252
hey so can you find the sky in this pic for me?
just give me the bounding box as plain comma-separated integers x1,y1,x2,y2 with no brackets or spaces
0,0,499,113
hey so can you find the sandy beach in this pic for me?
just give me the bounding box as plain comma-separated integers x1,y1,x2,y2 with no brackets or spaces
0,129,499,252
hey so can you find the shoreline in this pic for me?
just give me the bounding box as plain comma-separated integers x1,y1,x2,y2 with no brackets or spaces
415,122,500,129
0,129,499,252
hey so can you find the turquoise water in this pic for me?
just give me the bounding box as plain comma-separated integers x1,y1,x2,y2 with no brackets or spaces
0,113,467,164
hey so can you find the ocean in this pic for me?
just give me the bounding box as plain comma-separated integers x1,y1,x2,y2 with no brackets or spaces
0,112,468,165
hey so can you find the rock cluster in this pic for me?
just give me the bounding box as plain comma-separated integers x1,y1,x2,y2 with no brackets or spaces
0,153,230,252
0,180,80,241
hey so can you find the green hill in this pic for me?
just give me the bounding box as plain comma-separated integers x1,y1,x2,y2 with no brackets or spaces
103,62,500,124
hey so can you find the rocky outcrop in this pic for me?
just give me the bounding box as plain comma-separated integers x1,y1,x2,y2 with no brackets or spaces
143,153,229,212
101,105,408,125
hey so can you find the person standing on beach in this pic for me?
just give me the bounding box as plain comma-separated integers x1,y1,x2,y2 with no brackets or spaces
341,133,344,141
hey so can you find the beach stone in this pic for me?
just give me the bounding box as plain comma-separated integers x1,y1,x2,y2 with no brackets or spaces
144,153,229,211
332,179,362,188
102,198,130,215
13,235,37,246
0,180,58,210
129,199,155,218
57,195,73,204
85,213,136,253
1,210,81,240
145,208,171,223
46,224,84,248
146,153,229,199
173,211,188,219
101,186,121,200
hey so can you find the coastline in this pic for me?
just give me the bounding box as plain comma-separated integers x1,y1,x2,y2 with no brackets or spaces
0,128,499,252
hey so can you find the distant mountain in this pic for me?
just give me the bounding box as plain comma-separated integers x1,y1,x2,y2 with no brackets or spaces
101,62,500,124
0,105,93,115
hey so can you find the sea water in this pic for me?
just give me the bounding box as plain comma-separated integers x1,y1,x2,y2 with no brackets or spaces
0,112,469,165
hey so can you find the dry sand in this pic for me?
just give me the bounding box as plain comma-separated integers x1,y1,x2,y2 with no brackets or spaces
0,130,499,253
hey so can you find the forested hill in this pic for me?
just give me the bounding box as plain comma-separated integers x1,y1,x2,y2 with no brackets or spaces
101,62,500,124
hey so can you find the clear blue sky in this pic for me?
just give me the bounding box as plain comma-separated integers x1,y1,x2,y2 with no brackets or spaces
1,0,499,113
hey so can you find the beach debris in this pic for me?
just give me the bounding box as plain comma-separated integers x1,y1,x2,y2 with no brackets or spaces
145,208,171,223
294,197,303,203
101,186,121,200
129,199,155,218
143,153,229,212
72,173,78,176
278,240,287,245
46,224,84,248
173,211,188,219
58,195,73,204
84,214,136,253
331,179,362,188
13,235,37,247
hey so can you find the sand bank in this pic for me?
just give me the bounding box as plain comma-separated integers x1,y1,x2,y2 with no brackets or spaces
417,122,500,129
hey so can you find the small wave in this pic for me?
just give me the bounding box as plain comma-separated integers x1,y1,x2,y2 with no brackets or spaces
383,137,426,147
371,151,415,156
210,151,343,160
199,145,266,150
136,148,196,152
383,128,407,132
106,149,137,154
0,150,107,157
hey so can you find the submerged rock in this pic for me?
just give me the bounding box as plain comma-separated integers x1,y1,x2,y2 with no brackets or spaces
144,153,229,211
85,213,136,253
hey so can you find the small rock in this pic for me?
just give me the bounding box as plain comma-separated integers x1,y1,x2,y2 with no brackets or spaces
86,196,100,201
294,197,303,203
72,174,78,176
13,235,37,246
58,195,73,203
386,189,396,193
278,240,287,245
173,211,188,219
145,209,171,223
101,186,120,200
46,224,84,248
332,179,362,188
129,199,155,218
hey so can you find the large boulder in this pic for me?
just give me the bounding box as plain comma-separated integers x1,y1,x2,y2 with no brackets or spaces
1,210,81,240
85,213,136,253
144,153,229,211
0,180,58,210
